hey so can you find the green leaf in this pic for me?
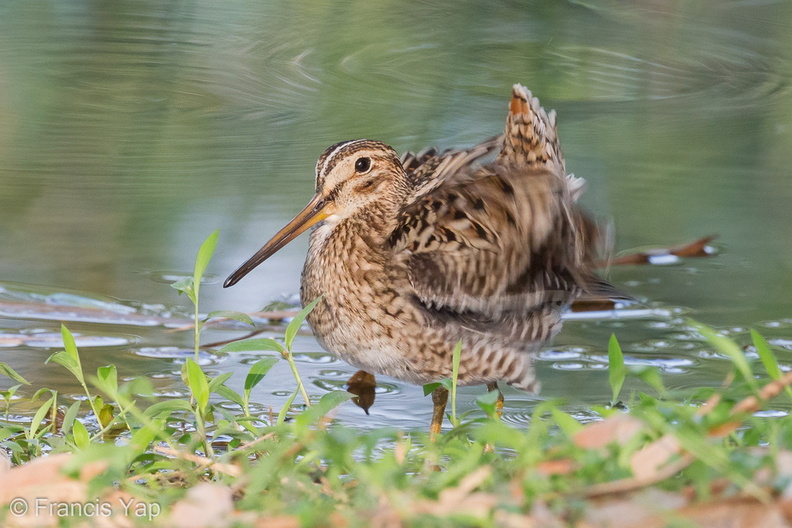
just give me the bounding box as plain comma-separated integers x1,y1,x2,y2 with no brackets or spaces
751,329,792,400
61,400,82,436
47,326,85,385
475,389,501,417
206,310,255,326
551,408,583,437
0,385,21,404
185,358,210,414
277,389,299,425
129,421,161,455
170,276,194,297
451,340,462,382
0,362,30,385
194,229,219,288
29,394,55,437
47,351,83,384
72,419,90,449
634,367,667,397
691,320,758,391
208,372,234,392
285,297,321,350
98,404,115,429
608,334,626,403
219,338,284,354
61,324,79,361
450,340,462,425
213,384,245,409
144,399,194,418
244,357,279,392
32,387,53,401
295,391,353,429
422,381,444,396
752,329,780,379
95,365,118,396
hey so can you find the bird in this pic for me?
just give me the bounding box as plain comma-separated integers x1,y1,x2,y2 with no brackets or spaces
224,84,618,435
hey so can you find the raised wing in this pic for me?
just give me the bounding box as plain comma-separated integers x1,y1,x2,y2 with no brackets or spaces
389,85,611,317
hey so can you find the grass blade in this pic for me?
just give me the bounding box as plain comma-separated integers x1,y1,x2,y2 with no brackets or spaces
71,419,90,449
185,358,210,415
752,329,780,379
277,389,299,425
245,357,279,392
206,310,255,326
751,329,792,400
194,229,219,290
608,334,626,403
450,340,462,426
295,391,353,429
220,338,284,353
691,320,758,392
285,297,321,350
0,362,30,385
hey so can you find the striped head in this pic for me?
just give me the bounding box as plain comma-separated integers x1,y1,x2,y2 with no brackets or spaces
224,139,408,287
313,139,408,215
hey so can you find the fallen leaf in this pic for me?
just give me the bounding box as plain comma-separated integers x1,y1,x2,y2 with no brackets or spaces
167,482,234,528
584,488,687,528
630,434,682,481
0,453,108,505
536,458,578,476
573,414,644,450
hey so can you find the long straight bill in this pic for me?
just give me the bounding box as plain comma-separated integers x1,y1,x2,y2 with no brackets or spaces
223,194,332,287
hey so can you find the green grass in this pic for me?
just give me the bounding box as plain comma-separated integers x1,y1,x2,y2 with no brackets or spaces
0,231,791,527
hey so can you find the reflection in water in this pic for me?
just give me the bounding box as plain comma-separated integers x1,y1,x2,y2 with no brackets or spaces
0,1,791,429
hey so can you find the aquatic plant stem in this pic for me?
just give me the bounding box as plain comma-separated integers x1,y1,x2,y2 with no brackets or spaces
284,346,311,408
450,340,462,426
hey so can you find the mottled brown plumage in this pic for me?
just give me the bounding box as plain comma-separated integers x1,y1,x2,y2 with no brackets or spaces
225,84,615,400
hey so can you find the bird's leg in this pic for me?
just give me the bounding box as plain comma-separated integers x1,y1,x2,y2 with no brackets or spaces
429,386,449,440
486,381,504,420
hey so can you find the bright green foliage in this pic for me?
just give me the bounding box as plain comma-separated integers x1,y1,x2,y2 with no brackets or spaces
285,296,321,350
608,333,626,404
0,322,788,525
691,320,759,392
0,362,29,385
184,358,210,415
0,227,789,526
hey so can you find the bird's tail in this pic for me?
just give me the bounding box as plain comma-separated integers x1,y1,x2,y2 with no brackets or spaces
498,84,566,177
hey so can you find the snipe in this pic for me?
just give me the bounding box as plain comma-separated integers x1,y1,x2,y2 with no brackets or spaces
225,84,618,434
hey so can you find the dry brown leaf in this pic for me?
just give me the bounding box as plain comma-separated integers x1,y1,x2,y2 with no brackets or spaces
251,515,303,528
528,501,567,528
0,453,107,505
0,449,11,476
583,488,687,528
573,414,644,450
666,496,789,528
630,434,682,481
536,458,578,476
0,453,110,527
153,445,241,477
412,466,497,518
167,482,234,528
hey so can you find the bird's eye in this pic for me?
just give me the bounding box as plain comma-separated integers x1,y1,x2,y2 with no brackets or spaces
355,157,371,173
